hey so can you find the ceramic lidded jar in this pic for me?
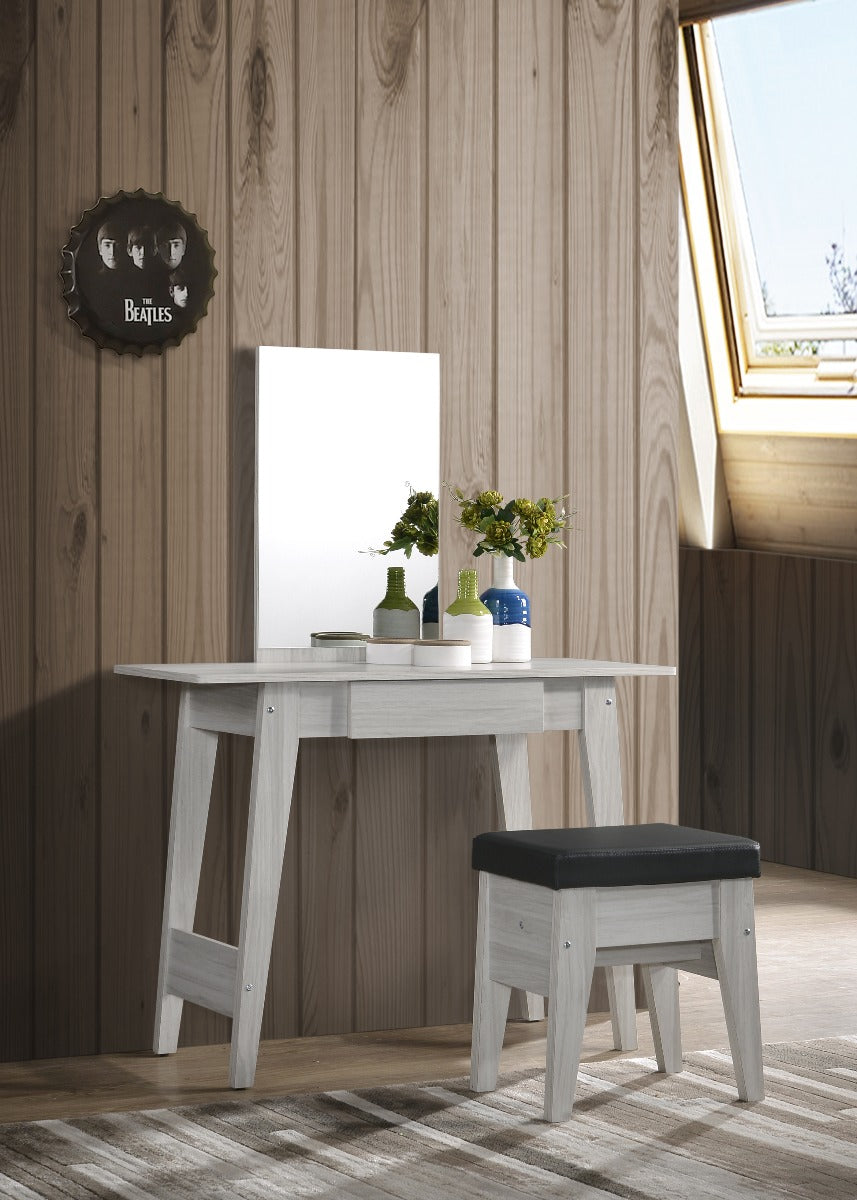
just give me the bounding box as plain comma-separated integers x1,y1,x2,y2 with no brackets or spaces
372,566,420,639
442,568,493,663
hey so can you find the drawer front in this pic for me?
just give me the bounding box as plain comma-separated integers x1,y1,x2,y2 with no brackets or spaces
347,680,544,739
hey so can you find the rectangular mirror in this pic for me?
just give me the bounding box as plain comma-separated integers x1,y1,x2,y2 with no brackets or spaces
256,346,440,653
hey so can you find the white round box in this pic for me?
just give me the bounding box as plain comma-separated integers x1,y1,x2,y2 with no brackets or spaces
412,639,472,669
365,638,416,665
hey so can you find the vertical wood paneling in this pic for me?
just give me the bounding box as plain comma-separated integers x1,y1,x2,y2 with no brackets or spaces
566,0,638,831
98,0,165,1056
701,549,751,835
0,0,34,1062
752,554,813,867
636,0,678,826
424,0,494,1026
297,0,357,1037
163,0,230,1047
354,0,425,1031
678,547,702,827
231,0,298,1042
496,0,567,832
33,0,99,1059
814,560,857,877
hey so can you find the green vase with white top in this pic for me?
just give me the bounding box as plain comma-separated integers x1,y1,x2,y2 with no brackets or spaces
442,568,493,663
373,566,420,639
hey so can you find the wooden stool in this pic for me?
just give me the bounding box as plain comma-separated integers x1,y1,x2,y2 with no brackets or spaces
470,823,764,1122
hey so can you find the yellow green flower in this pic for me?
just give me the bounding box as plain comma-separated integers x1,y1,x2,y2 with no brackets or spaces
477,489,503,508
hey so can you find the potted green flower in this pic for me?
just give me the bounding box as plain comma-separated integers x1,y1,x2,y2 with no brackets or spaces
445,485,572,662
367,487,440,638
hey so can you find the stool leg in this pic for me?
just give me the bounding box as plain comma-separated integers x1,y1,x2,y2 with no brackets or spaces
471,873,512,1093
605,966,638,1052
544,888,596,1122
713,878,764,1102
642,965,682,1073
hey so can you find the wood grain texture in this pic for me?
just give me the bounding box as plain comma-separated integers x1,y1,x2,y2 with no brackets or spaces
423,0,494,1030
702,549,751,835
353,0,426,1035
814,559,857,878
33,0,99,1060
566,0,638,834
0,0,33,1063
164,0,230,1048
295,0,357,1040
496,0,567,831
98,0,165,1056
355,739,424,1031
232,0,298,1044
678,546,703,826
636,0,679,826
752,553,813,867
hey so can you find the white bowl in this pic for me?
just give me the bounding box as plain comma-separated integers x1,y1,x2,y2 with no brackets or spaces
412,639,471,669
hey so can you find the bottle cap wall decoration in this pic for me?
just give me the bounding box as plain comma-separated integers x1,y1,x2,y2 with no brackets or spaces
60,189,216,355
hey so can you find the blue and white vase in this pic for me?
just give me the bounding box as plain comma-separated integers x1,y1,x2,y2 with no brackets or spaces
480,555,531,662
422,581,439,640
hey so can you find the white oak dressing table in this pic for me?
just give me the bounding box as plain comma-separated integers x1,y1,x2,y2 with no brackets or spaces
115,657,675,1088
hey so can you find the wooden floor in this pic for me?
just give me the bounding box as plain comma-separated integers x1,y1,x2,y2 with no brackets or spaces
2,862,855,1125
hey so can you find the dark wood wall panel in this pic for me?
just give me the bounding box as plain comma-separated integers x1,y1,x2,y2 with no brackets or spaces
3,0,680,1063
98,0,165,1057
814,560,857,877
680,547,857,881
0,0,34,1064
33,0,99,1060
295,0,356,1039
701,550,751,835
678,546,702,827
424,0,494,1027
751,554,813,867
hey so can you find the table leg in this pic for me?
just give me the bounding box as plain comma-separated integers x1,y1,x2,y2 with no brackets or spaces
229,683,300,1088
578,677,637,1050
490,733,545,1022
154,687,219,1054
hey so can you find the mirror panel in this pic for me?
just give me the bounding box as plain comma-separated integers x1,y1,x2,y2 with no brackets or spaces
256,346,440,652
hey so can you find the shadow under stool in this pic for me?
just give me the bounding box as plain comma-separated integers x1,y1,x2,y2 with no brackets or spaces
470,823,764,1122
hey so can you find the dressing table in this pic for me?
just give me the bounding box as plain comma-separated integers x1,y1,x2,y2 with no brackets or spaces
115,655,675,1088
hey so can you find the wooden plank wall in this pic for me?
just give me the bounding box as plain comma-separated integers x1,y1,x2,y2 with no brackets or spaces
0,0,678,1064
679,547,857,878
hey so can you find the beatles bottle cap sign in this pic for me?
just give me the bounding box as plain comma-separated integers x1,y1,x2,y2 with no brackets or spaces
61,189,216,355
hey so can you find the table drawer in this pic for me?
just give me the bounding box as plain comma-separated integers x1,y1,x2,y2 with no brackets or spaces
347,679,544,739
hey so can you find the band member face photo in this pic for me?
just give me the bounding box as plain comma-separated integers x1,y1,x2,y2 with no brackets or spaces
127,227,151,270
97,223,121,269
157,223,187,269
168,269,189,309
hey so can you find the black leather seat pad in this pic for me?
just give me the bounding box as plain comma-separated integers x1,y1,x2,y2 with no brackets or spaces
472,824,761,890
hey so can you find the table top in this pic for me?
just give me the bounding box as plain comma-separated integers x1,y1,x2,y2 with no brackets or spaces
114,658,676,685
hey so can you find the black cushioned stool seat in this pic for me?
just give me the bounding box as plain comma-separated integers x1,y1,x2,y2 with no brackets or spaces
470,821,764,1121
472,823,761,891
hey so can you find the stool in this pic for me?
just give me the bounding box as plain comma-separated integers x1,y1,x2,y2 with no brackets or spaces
470,823,764,1122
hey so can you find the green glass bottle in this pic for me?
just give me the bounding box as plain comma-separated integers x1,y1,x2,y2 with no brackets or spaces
372,566,420,639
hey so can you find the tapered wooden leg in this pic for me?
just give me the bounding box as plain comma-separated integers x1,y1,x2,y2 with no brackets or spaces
544,888,596,1122
229,683,300,1088
471,873,512,1092
154,688,219,1055
643,964,682,1073
713,878,764,1102
490,733,544,1022
578,679,637,1051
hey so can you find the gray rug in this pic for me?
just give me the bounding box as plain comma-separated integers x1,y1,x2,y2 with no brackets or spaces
3,1037,857,1198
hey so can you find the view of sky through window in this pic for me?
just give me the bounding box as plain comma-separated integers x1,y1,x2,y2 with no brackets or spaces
713,0,857,318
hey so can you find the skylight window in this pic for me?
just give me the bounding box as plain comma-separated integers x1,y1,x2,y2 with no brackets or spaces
680,0,857,421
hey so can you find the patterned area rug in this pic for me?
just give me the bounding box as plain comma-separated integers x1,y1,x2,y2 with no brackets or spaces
3,1037,857,1199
